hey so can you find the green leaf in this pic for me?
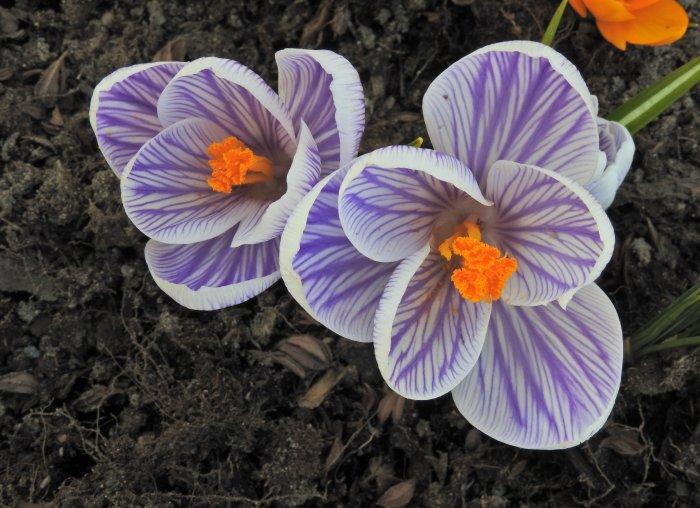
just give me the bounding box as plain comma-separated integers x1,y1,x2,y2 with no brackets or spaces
541,0,569,47
627,281,700,362
607,56,700,134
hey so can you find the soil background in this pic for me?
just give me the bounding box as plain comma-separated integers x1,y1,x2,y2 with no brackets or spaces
1,0,699,506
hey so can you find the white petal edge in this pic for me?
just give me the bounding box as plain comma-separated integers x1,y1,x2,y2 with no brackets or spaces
145,240,280,311
372,243,437,399
280,171,342,330
89,62,182,135
586,121,635,209
276,49,365,171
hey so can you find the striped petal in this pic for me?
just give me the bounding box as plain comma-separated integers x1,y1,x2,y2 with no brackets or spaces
276,49,365,175
90,62,184,177
483,161,614,307
423,41,599,186
121,118,264,244
280,165,398,342
231,122,322,247
145,225,280,311
338,146,489,263
586,119,635,209
452,284,623,449
374,247,491,400
157,57,297,162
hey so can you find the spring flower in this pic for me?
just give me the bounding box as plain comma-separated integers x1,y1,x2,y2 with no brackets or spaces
281,42,624,449
90,51,364,310
570,0,689,50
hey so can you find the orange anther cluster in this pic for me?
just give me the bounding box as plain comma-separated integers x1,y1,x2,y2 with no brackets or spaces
207,136,273,193
438,221,517,303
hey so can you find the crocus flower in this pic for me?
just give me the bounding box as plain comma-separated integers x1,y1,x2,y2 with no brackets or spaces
570,0,689,50
90,50,364,310
281,42,625,449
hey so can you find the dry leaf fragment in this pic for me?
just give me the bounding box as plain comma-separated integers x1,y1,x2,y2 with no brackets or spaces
49,107,64,127
0,7,18,35
270,351,307,378
509,459,528,478
368,458,398,493
153,37,187,62
72,384,117,413
298,367,346,409
21,103,47,120
330,4,350,36
600,430,645,456
376,479,416,508
278,334,332,371
465,428,482,450
0,67,13,81
300,0,331,47
324,437,344,472
0,371,39,394
35,52,67,108
360,382,377,412
397,112,421,123
377,391,406,424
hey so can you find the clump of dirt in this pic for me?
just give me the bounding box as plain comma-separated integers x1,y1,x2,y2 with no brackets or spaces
1,0,699,506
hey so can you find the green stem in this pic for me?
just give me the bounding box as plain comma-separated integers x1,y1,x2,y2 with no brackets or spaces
541,0,569,47
638,336,700,356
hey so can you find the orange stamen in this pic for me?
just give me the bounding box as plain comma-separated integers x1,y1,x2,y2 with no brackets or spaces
207,136,273,193
438,220,517,303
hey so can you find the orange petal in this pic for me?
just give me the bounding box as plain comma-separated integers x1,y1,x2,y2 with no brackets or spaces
625,0,688,45
569,0,589,17
596,19,630,49
600,0,688,48
624,0,660,11
582,0,635,22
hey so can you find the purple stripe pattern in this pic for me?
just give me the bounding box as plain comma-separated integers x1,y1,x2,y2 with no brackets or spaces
280,42,622,448
289,167,399,342
586,119,635,209
424,48,599,186
121,118,262,244
91,51,365,310
374,249,491,399
145,226,280,310
276,50,365,176
157,58,296,161
339,166,458,263
338,146,488,263
452,284,623,449
484,161,614,306
91,62,184,176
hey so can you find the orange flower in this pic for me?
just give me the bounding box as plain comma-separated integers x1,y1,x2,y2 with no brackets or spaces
570,0,689,50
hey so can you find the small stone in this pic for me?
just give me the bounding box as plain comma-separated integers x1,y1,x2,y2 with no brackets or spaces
23,345,40,359
631,237,652,266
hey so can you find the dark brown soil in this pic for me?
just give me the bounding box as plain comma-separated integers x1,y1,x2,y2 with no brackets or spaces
1,0,699,506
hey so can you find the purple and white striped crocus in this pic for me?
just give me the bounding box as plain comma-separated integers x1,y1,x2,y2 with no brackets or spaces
280,41,626,449
89,50,364,310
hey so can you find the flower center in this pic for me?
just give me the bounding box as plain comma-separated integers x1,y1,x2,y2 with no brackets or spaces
438,217,517,303
207,136,273,193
